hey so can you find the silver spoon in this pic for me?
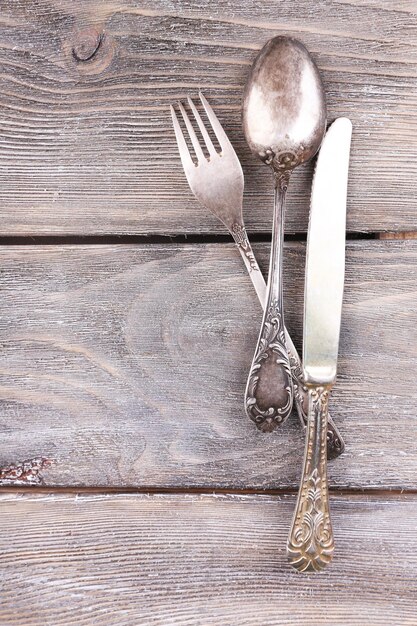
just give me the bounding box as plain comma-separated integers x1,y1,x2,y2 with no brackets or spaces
242,36,327,432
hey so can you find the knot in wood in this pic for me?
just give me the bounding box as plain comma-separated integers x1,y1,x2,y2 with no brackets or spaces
72,29,103,62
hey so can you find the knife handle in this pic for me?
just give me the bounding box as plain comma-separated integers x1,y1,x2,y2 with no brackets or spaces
287,385,334,572
286,342,345,460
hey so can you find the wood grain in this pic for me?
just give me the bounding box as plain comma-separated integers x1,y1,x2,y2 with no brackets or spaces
0,0,416,235
0,492,416,625
0,240,416,489
379,231,417,240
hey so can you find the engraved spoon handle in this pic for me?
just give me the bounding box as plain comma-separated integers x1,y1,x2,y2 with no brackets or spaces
287,385,335,572
244,176,293,432
231,221,344,459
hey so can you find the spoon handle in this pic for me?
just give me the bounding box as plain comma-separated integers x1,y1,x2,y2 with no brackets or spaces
231,220,345,457
244,177,293,432
287,385,334,572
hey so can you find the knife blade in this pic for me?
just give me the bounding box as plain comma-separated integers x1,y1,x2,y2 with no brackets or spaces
304,117,353,385
287,117,352,573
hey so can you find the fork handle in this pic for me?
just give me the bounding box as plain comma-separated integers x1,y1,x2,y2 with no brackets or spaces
231,221,344,458
231,223,266,302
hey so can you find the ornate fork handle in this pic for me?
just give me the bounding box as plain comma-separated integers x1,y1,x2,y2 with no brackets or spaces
231,223,259,272
231,222,344,458
287,385,334,572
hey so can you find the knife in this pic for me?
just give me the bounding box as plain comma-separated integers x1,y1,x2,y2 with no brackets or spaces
287,117,353,572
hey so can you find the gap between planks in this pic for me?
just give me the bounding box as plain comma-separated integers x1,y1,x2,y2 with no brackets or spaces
0,486,416,497
378,231,417,240
0,231,394,246
0,232,415,246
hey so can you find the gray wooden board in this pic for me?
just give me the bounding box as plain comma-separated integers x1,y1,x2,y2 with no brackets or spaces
0,1,416,235
0,492,416,626
0,240,416,489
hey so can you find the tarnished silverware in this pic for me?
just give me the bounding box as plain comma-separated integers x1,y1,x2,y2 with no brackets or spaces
170,92,262,291
170,92,344,460
242,36,327,432
287,117,352,572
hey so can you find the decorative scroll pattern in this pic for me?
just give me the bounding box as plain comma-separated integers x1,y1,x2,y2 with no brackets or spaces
259,149,299,174
288,349,308,423
287,352,344,460
245,300,293,432
287,386,334,572
326,423,345,459
231,223,258,272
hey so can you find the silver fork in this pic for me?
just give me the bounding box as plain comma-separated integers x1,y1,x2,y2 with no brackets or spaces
170,92,344,459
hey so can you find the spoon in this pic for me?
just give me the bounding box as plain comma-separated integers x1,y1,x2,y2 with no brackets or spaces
242,36,327,432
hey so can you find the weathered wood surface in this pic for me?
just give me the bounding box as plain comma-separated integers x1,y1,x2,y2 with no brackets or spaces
1,492,416,626
0,0,416,235
1,240,416,489
379,231,417,240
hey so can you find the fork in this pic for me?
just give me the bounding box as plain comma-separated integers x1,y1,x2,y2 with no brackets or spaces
170,92,344,459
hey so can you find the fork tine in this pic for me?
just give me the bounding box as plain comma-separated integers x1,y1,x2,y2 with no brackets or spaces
178,101,205,163
187,96,216,156
199,92,233,153
170,104,195,172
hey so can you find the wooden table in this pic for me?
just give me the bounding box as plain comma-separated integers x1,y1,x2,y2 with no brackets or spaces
1,2,416,624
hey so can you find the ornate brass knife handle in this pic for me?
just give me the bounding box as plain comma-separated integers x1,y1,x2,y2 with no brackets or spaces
287,385,335,572
287,348,344,460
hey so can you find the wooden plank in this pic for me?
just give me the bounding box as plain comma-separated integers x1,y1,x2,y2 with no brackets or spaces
0,492,416,625
0,1,416,235
0,240,416,489
379,232,417,240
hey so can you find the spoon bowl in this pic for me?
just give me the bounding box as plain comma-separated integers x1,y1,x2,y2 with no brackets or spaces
243,36,326,171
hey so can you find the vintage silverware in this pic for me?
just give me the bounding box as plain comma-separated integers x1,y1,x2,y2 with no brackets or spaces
287,117,352,572
242,36,327,432
170,93,344,460
170,93,263,292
